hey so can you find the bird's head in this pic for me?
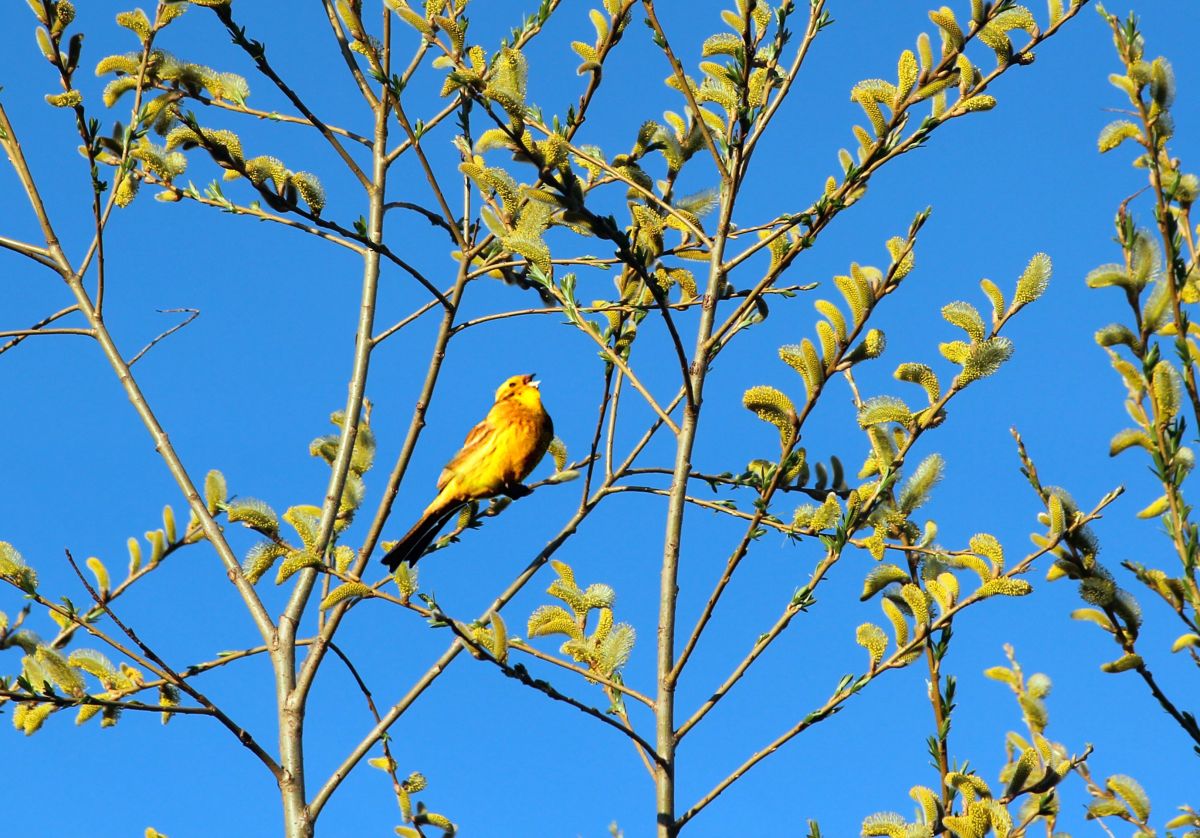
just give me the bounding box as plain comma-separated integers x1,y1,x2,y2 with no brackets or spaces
495,373,543,407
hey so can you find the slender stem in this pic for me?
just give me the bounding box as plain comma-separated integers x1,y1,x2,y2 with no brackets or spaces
0,103,68,263
606,372,624,480
370,295,444,345
0,123,283,647
214,5,371,188
1133,661,1200,746
924,633,952,803
298,257,473,699
741,2,825,163
275,49,391,838
171,87,372,146
582,365,615,501
309,499,600,820
0,234,55,268
324,640,408,804
671,246,905,687
622,467,836,500
677,492,1122,827
0,327,93,338
508,639,654,708
61,551,282,779
48,520,205,650
674,588,801,740
652,124,742,835
128,308,200,365
448,291,803,332
439,616,662,759
64,273,277,638
141,173,371,252
319,0,382,107
389,98,467,250
641,0,727,181
0,689,215,716
309,640,462,822
573,311,681,435
615,701,658,781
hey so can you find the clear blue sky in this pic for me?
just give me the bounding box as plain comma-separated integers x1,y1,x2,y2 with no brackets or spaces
2,2,1197,836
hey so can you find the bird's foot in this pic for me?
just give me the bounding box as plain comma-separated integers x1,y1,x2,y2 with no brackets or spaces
503,483,533,499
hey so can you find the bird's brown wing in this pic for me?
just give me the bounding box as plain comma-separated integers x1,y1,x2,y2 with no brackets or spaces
436,417,496,490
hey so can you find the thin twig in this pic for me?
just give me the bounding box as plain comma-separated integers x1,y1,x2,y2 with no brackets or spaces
0,304,82,357
438,611,663,761
167,86,372,147
62,549,283,779
319,0,381,107
508,639,654,708
213,4,371,188
0,689,215,716
309,499,603,820
641,0,727,181
129,308,200,366
325,641,407,803
0,98,277,642
677,490,1122,826
0,327,93,339
0,234,56,268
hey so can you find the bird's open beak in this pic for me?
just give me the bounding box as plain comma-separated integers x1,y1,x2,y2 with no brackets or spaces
526,373,540,388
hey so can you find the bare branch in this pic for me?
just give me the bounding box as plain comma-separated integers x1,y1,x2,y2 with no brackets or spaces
129,308,200,366
435,608,663,761
0,234,56,268
212,3,372,188
0,689,215,716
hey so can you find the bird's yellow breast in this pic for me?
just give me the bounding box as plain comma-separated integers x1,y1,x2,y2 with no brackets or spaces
440,394,552,500
484,398,552,485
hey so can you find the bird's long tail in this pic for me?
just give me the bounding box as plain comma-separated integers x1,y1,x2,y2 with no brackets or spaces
380,502,461,571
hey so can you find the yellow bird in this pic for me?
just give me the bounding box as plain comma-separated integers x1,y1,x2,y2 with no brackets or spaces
381,373,554,570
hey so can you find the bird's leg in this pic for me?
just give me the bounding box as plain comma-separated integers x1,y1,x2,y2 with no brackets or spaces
502,482,533,499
